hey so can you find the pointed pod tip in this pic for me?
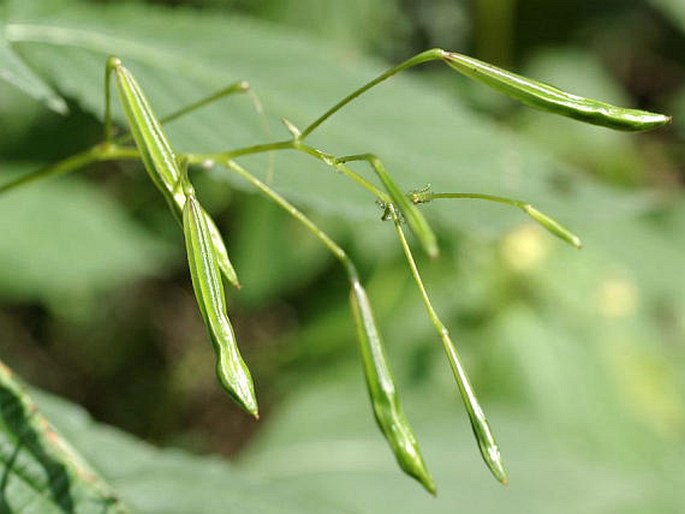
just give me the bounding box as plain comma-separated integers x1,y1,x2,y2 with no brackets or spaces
424,478,438,496
522,204,581,249
407,466,437,495
238,395,259,420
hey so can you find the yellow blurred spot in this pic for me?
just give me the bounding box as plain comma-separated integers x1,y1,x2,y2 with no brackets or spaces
597,274,638,318
501,223,549,272
607,339,685,438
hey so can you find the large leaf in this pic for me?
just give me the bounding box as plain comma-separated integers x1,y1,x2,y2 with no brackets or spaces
240,371,685,514
0,168,173,306
0,19,67,114
0,360,128,514
31,378,354,514
1,0,653,239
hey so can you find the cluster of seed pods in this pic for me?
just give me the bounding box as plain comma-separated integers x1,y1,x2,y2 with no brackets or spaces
18,52,666,494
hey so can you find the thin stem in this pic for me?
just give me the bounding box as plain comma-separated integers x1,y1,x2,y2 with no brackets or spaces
163,82,249,125
0,144,139,194
300,48,446,139
416,192,525,209
389,205,508,485
412,190,582,249
222,159,359,282
112,82,254,147
104,57,119,144
189,141,390,203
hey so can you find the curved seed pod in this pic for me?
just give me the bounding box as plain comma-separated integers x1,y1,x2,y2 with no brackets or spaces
522,204,582,249
441,336,507,484
203,210,241,288
388,206,507,484
442,52,671,132
349,280,436,494
109,57,240,288
183,191,258,418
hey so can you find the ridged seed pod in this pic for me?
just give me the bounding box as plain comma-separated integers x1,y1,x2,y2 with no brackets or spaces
109,57,239,287
183,191,258,417
349,280,435,494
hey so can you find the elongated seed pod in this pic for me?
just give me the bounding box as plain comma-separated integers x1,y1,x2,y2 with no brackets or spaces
183,191,258,417
442,52,671,131
108,57,239,287
522,204,582,248
349,280,436,494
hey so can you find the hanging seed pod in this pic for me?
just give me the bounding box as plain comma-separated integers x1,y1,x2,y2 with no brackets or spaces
441,336,507,484
349,280,436,494
442,52,671,132
183,189,258,417
522,204,582,249
109,57,240,288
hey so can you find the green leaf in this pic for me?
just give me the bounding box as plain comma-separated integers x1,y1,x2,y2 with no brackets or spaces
649,0,685,31
0,360,128,514
0,167,172,307
31,380,355,514
240,372,685,514
0,22,67,114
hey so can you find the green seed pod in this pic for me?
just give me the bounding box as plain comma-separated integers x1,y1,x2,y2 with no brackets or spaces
522,204,582,249
442,336,507,484
349,280,436,494
109,57,240,288
442,52,671,132
183,191,258,418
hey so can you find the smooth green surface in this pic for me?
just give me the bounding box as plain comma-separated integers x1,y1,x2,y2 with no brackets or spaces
0,168,171,306
0,22,66,114
241,372,685,514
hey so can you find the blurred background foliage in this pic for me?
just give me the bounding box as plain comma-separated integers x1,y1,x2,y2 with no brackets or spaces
1,0,684,512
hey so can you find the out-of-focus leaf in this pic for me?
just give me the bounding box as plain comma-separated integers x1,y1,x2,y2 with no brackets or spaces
241,371,685,514
0,167,173,307
649,0,685,31
230,194,336,307
518,49,646,184
33,382,353,514
0,22,67,114
255,0,411,55
0,360,128,514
